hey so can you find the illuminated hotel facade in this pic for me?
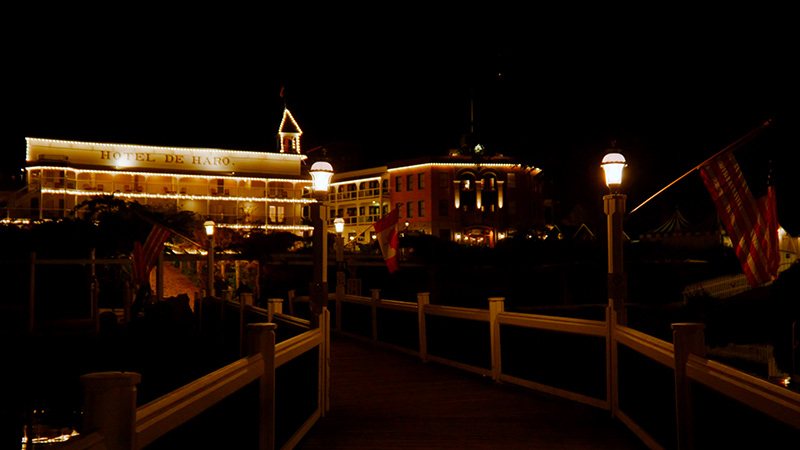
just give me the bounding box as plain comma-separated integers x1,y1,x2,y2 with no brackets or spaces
328,155,544,247
13,107,545,245
17,109,316,233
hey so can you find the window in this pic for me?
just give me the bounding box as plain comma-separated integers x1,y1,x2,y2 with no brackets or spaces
268,206,285,223
406,202,413,218
395,176,402,192
396,202,403,218
418,200,425,217
483,174,496,190
507,173,516,188
439,172,448,188
439,199,449,216
418,173,425,189
359,206,365,216
407,174,414,191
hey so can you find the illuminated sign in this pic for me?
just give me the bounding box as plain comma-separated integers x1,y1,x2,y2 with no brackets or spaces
26,138,304,176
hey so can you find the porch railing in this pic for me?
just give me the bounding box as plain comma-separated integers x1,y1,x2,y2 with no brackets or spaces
322,289,800,450
62,305,330,450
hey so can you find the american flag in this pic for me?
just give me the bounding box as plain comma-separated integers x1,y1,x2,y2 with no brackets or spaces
373,208,399,274
132,222,172,286
700,152,778,287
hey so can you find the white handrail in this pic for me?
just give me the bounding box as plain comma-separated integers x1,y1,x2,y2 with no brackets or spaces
135,353,266,449
686,354,800,429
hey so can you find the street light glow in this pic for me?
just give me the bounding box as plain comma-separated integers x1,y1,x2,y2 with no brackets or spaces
334,218,345,235
309,161,334,199
602,152,626,190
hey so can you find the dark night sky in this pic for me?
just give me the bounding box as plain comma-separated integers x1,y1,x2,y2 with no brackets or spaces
7,10,798,234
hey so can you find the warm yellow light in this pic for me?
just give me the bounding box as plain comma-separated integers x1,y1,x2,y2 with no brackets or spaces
278,109,303,154
387,162,521,172
331,176,383,187
601,152,626,190
29,166,308,184
42,188,315,204
334,218,345,234
309,161,334,199
204,220,215,236
26,137,305,159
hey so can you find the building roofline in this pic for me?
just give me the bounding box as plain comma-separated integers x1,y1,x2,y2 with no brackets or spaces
25,137,305,160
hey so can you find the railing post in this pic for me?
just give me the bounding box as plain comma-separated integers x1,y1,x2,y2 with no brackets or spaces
488,297,504,382
267,298,283,322
672,323,706,450
91,249,100,336
79,372,141,450
238,293,248,358
156,251,164,303
320,308,331,415
29,252,35,334
123,280,132,325
335,278,344,332
196,291,203,333
606,305,619,417
221,291,228,323
248,323,276,450
370,289,380,345
417,292,429,362
288,290,295,316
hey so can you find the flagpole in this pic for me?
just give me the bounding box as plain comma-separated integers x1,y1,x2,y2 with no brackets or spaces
135,212,206,248
628,120,772,216
342,224,376,247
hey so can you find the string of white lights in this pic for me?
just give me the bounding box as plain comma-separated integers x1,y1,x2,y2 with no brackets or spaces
28,166,310,184
41,188,316,204
387,162,523,172
26,137,306,159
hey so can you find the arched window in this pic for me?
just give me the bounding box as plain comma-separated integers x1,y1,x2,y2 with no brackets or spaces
457,172,477,211
481,173,498,211
482,173,497,191
460,173,475,191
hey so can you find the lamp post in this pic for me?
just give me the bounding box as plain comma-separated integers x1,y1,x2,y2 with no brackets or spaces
334,217,345,282
309,161,334,328
602,152,627,326
334,218,345,328
204,220,215,298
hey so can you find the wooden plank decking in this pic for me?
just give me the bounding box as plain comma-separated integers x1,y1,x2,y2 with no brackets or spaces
295,335,648,449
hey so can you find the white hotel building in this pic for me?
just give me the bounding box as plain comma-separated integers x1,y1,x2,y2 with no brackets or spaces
15,109,317,233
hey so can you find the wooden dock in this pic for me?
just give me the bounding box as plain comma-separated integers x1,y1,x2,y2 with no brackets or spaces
295,335,648,449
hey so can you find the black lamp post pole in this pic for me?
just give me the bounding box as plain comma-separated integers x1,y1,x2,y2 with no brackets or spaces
310,202,328,328
604,193,627,326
